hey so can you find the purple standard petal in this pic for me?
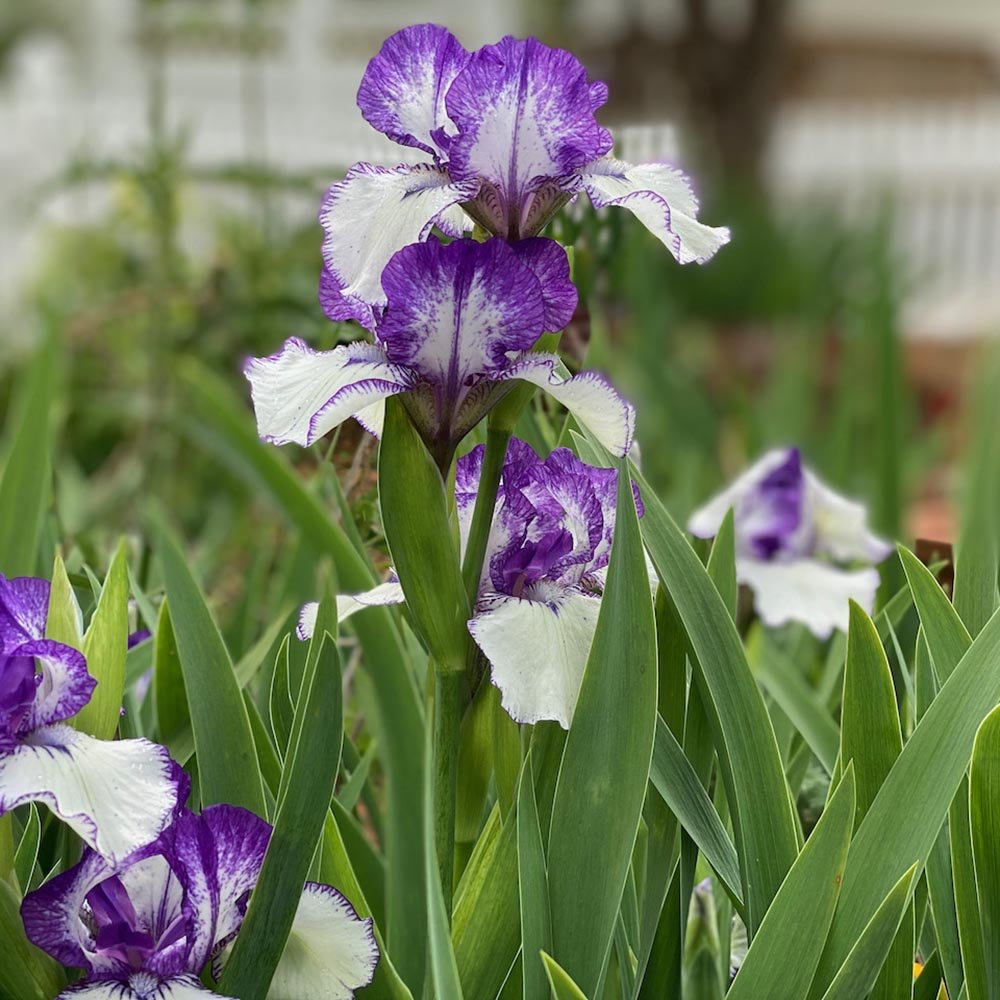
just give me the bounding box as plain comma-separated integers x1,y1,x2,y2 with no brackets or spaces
0,575,51,648
320,162,478,313
375,238,546,441
446,36,612,239
508,238,577,331
736,447,805,560
244,337,415,448
0,725,184,865
356,23,469,158
168,804,271,972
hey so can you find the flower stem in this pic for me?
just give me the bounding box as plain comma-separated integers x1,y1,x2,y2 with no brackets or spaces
0,815,13,885
461,426,511,603
433,668,463,917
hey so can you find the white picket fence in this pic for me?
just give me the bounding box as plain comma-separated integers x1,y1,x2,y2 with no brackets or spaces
2,21,999,342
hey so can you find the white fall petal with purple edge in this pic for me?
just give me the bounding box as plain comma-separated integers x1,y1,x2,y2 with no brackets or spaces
688,447,891,639
0,724,181,867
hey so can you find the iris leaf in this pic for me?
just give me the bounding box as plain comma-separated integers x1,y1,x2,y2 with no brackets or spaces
727,767,854,999
153,513,266,815
809,604,1000,995
541,952,590,1000
219,605,343,998
970,706,1000,999
518,755,552,1000
73,540,130,740
0,332,55,578
547,457,658,994
177,359,426,985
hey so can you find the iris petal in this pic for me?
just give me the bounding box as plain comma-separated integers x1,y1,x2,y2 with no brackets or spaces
581,157,731,265
0,726,182,866
244,338,414,448
469,591,601,728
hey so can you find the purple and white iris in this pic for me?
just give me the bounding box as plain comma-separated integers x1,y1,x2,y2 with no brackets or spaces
300,439,642,729
688,448,892,638
21,804,379,1000
0,575,183,865
246,236,635,461
319,23,730,326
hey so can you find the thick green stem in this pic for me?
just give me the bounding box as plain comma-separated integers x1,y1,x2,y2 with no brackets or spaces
433,669,463,917
0,816,13,886
461,426,511,603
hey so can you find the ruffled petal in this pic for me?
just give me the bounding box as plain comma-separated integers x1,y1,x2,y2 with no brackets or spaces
469,591,601,728
0,574,50,646
738,558,881,639
497,354,635,457
318,267,378,328
17,639,95,729
320,163,477,311
244,338,414,447
356,24,469,158
297,581,406,641
267,883,378,999
581,158,730,265
168,804,271,971
805,471,892,565
509,238,578,332
377,238,546,384
58,974,228,1000
446,36,611,237
0,725,182,865
687,449,795,541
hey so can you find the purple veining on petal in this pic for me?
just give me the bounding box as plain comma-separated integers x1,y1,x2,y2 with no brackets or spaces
508,238,577,332
465,440,639,601
736,447,805,561
376,238,546,438
445,36,612,238
356,23,470,158
0,575,51,649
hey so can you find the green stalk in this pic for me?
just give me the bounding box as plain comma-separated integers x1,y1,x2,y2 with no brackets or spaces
0,816,13,885
461,426,511,603
433,669,464,916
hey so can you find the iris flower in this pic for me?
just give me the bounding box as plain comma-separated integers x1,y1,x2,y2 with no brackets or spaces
21,804,378,1000
687,448,891,638
318,23,730,326
0,574,183,865
246,236,635,463
300,439,644,729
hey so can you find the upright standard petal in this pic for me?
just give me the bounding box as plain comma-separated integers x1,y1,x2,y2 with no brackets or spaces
469,591,601,729
581,158,731,265
687,449,796,542
267,883,378,999
806,471,892,565
0,574,51,647
356,24,469,157
446,36,612,238
0,725,181,865
508,238,578,332
169,804,271,971
320,163,477,311
738,559,881,640
244,338,414,447
377,238,546,387
497,354,636,457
